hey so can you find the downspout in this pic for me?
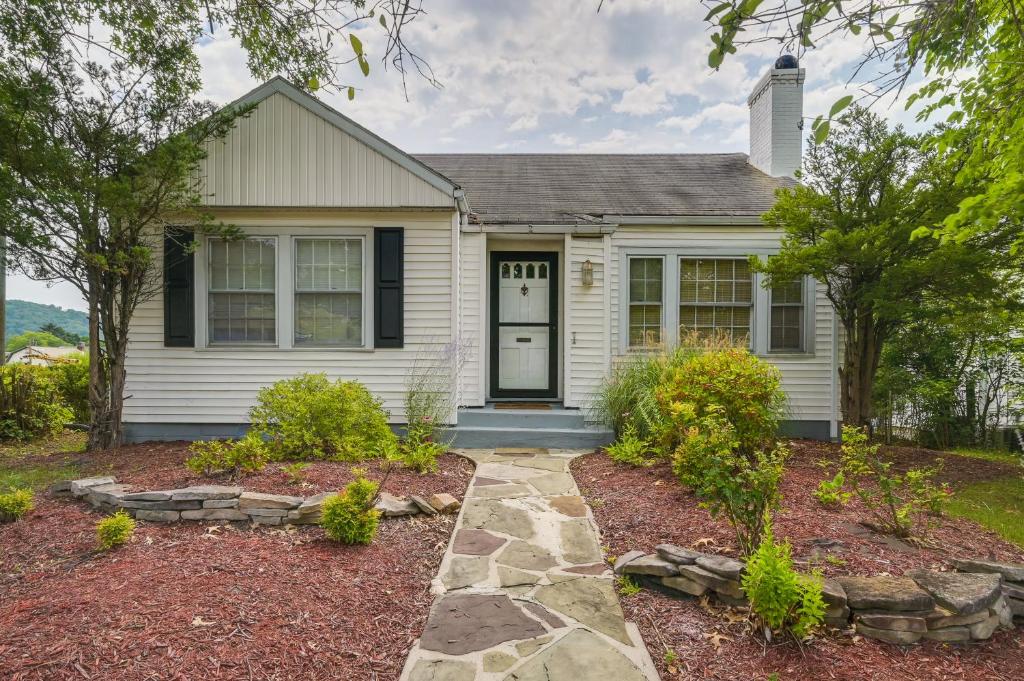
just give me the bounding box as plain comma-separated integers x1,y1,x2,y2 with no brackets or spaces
830,304,839,440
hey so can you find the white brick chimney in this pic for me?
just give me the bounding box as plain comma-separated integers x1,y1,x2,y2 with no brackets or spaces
747,56,805,177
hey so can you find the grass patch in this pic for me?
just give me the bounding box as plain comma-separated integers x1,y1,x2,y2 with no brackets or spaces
951,447,1022,465
0,430,86,492
946,475,1024,549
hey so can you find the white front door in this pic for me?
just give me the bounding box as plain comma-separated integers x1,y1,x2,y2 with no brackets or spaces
494,256,555,395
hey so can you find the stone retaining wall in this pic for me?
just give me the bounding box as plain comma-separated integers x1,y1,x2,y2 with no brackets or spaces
52,477,459,526
616,544,1023,645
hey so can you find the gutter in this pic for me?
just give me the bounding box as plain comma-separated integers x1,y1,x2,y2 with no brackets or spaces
461,224,617,235
454,188,471,226
604,215,766,226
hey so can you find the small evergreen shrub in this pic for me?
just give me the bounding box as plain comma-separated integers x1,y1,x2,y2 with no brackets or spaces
250,373,397,461
0,488,35,522
662,348,789,556
185,434,269,478
0,364,72,441
321,472,381,544
742,521,826,641
813,472,852,508
839,426,952,536
96,510,136,550
604,423,656,467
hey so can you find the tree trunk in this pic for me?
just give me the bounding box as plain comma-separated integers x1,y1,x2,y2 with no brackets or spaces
86,285,111,451
839,310,885,430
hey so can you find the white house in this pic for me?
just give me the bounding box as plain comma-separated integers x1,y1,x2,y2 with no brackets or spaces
123,57,841,446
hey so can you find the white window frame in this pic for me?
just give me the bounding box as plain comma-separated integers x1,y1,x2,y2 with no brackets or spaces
618,247,815,357
677,256,755,348
292,235,367,348
194,226,375,351
625,255,666,349
767,276,816,355
205,236,280,347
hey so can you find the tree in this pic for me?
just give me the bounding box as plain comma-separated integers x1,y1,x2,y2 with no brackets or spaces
701,0,1024,251
755,107,1021,427
5,331,66,353
38,323,82,345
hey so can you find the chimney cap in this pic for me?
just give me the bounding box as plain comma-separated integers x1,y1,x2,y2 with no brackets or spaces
774,54,799,69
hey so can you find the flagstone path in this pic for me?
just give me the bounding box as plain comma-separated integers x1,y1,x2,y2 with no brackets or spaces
399,448,660,681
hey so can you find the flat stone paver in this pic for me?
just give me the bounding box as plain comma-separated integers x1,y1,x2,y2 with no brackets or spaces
401,448,659,681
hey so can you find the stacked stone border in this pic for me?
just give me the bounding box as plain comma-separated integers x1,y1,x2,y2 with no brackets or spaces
616,545,1024,645
51,477,461,526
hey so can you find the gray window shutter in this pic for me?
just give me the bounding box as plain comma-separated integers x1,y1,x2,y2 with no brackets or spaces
164,230,195,347
374,227,404,348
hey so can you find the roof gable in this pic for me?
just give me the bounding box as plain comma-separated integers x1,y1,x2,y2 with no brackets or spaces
197,78,458,209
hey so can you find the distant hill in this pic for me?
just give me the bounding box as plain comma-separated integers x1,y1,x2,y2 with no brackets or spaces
6,300,89,339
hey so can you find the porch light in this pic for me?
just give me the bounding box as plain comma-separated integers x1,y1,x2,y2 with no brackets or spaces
581,259,594,287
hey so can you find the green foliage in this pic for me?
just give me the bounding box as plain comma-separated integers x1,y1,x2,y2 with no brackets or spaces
280,462,310,484
813,472,852,508
4,300,88,339
5,330,66,352
392,423,446,473
96,510,136,550
185,434,269,479
403,341,464,458
0,364,72,441
839,426,951,536
662,348,789,556
615,575,643,597
37,323,83,345
946,476,1024,549
49,353,90,422
321,473,381,545
605,423,657,467
249,373,397,461
742,522,827,641
755,107,1020,428
0,487,34,522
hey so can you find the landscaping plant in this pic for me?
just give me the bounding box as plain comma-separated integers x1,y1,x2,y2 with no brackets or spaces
96,510,136,551
49,353,90,423
249,374,397,461
185,435,269,479
839,426,951,536
0,364,72,441
395,424,447,474
813,472,852,508
399,342,467,472
280,462,310,485
662,348,789,555
604,423,656,467
321,471,381,545
742,520,827,642
0,487,34,522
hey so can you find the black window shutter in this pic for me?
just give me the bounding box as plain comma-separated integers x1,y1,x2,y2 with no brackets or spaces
374,227,404,348
164,229,195,347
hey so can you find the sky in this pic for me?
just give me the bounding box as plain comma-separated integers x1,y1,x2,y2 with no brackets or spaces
8,0,930,312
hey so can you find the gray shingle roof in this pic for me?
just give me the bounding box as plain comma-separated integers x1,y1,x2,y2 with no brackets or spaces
414,153,793,225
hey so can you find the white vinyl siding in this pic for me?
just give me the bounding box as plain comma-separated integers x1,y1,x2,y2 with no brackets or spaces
208,238,277,344
459,231,485,406
294,238,363,347
565,235,608,411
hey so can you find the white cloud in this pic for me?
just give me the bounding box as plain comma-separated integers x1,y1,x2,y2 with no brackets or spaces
549,133,577,147
508,114,539,132
578,128,640,153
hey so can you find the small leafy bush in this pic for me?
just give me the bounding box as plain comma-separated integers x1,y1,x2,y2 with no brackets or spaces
0,364,72,441
96,510,136,550
49,353,90,422
840,426,952,537
813,472,852,508
393,423,447,473
616,574,643,597
0,488,35,522
604,423,656,466
662,348,789,556
280,462,310,484
250,373,397,461
185,434,269,478
742,521,827,641
321,472,381,544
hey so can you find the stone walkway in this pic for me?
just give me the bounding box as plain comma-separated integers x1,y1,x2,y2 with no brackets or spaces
400,448,659,681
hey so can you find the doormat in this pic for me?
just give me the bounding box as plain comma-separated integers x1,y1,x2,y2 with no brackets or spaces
493,402,552,410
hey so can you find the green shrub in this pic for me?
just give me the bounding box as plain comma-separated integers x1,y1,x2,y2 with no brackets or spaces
280,462,310,484
185,434,269,478
250,373,396,461
662,348,789,556
742,521,826,641
0,488,35,522
839,426,952,537
321,472,381,544
96,510,136,550
49,353,90,422
813,472,852,508
0,364,72,441
393,423,447,473
604,423,657,467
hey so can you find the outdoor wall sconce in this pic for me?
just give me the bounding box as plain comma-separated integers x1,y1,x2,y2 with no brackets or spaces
581,259,594,287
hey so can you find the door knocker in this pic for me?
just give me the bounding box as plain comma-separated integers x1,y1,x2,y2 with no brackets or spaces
521,283,529,296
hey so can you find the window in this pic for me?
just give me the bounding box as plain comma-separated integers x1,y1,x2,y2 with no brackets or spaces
208,238,276,344
294,238,363,346
679,258,752,344
628,257,663,347
770,277,804,351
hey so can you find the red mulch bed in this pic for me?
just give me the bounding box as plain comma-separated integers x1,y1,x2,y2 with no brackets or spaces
0,443,474,680
572,440,1024,681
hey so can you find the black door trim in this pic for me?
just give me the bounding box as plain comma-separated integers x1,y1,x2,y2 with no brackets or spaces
489,251,558,399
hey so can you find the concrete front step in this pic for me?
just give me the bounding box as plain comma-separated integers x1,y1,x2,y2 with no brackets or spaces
457,407,587,429
452,425,613,449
